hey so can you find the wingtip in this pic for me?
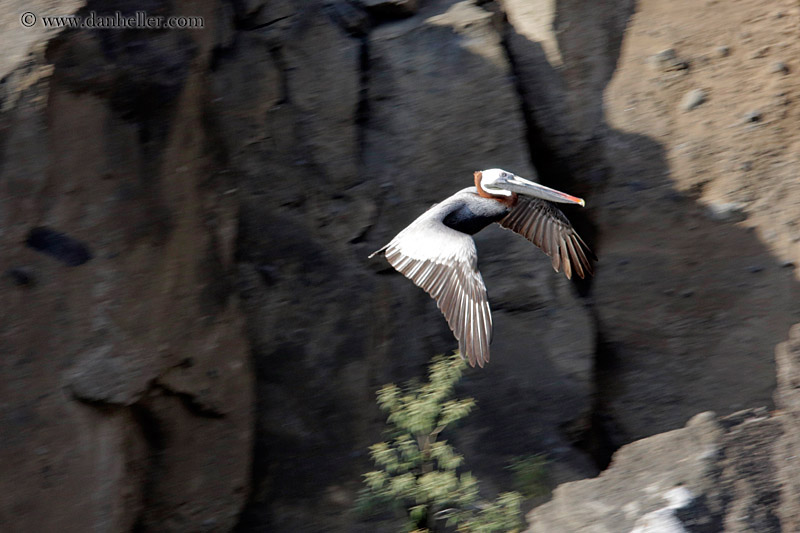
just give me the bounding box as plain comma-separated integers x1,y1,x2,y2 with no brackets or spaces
368,244,390,259
465,349,489,368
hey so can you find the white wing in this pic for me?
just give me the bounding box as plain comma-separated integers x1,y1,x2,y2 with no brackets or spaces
374,208,493,367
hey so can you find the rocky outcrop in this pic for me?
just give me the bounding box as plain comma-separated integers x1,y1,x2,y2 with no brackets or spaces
525,329,800,532
526,409,784,532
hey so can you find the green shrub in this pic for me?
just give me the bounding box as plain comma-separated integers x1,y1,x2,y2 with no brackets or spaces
357,354,523,532
507,455,550,499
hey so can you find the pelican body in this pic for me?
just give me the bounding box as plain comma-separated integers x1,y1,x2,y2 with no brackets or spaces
370,169,595,368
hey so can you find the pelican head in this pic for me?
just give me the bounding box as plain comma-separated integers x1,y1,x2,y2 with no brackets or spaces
479,168,586,207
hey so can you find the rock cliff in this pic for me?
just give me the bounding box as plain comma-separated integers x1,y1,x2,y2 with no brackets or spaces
1,1,252,531
1,0,799,531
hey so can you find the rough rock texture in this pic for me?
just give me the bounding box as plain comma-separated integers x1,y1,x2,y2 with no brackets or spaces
1,0,84,81
502,0,800,446
502,0,635,169
357,0,419,18
594,0,800,443
510,0,800,529
526,409,784,533
0,1,252,531
2,0,800,531
775,324,800,532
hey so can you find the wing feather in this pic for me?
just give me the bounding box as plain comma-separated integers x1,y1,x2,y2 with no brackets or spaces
499,196,596,280
380,212,492,367
559,238,572,279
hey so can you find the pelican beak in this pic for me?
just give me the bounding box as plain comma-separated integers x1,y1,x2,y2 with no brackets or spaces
502,174,586,206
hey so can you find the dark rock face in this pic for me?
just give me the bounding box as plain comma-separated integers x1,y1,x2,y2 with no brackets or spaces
2,0,800,531
0,1,251,531
358,0,420,19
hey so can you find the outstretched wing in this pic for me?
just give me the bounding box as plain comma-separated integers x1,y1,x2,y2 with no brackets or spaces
499,196,595,279
375,214,493,367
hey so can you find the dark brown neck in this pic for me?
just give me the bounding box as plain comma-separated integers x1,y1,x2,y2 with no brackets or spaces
474,171,493,198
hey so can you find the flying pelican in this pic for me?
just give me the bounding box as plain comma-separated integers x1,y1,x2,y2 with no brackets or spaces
370,168,595,367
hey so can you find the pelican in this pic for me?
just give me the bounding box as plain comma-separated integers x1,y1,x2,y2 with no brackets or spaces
370,168,595,367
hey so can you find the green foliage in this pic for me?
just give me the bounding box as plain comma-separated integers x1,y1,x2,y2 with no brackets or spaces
358,354,523,532
507,455,551,499
456,492,524,533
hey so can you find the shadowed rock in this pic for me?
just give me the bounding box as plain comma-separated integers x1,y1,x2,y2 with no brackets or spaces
25,226,92,266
